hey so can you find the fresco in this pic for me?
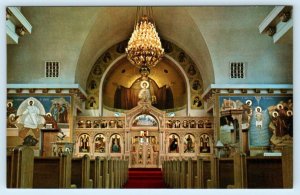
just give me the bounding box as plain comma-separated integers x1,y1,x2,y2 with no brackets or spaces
219,95,293,147
132,114,158,126
7,96,71,128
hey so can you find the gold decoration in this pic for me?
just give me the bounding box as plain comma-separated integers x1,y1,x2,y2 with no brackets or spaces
126,7,164,70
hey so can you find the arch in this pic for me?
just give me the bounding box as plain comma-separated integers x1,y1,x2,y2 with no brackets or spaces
98,54,192,115
132,114,158,127
84,39,203,115
75,7,215,91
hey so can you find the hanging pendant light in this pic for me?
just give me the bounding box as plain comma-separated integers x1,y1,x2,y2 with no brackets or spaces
126,7,164,72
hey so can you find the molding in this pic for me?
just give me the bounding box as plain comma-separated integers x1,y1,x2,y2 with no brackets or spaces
259,6,285,34
7,7,32,34
7,83,87,99
201,83,293,102
6,20,19,44
273,18,293,43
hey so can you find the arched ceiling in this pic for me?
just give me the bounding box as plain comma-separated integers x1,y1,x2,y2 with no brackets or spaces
8,6,291,93
75,7,214,90
102,57,187,108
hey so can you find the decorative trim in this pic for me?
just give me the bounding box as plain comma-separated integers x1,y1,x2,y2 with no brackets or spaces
7,7,32,34
7,84,87,100
201,84,293,111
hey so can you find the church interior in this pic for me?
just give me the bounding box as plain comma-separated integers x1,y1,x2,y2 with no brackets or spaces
5,5,294,190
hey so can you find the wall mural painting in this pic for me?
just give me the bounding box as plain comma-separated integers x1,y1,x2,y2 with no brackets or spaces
132,114,158,127
169,134,179,153
219,96,293,147
114,78,174,110
191,78,203,109
79,133,90,153
200,134,210,153
86,40,204,111
7,96,71,130
7,96,71,147
184,134,195,153
192,95,203,109
94,134,106,153
111,134,121,153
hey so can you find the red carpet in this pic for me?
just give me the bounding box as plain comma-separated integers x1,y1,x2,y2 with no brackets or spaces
123,168,167,188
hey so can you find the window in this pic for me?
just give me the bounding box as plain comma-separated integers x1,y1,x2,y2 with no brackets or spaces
230,62,246,79
45,61,60,77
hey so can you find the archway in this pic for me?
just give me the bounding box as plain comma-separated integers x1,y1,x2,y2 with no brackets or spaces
129,113,160,168
84,39,204,116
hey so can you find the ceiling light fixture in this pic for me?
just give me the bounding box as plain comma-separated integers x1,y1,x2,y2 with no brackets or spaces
126,7,164,75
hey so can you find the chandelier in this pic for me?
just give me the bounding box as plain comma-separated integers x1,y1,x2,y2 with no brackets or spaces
126,7,164,71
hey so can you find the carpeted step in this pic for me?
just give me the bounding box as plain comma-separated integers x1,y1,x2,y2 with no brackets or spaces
123,168,167,188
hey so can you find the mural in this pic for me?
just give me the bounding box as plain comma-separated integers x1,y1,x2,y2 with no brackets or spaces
86,39,204,111
7,96,71,129
219,96,293,147
132,114,158,127
184,134,195,153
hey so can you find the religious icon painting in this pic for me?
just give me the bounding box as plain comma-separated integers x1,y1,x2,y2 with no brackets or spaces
94,134,106,153
169,134,179,153
191,79,202,91
191,95,203,109
184,134,195,153
200,134,211,153
111,134,121,153
186,64,197,77
49,97,70,124
79,133,90,153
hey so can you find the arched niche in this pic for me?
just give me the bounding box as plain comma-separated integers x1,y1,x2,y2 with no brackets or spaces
85,40,204,116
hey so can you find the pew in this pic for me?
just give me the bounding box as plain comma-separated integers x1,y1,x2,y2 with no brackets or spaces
90,157,105,188
7,145,129,189
163,150,291,189
71,154,93,188
7,145,34,188
7,155,11,188
246,156,283,188
33,154,71,188
195,157,211,188
218,158,234,188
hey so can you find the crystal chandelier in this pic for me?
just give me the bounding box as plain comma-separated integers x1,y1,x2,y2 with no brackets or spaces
126,7,164,71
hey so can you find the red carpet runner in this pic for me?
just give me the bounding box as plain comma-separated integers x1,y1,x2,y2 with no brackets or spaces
123,168,167,188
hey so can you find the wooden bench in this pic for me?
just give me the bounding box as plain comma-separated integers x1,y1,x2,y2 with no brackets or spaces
7,145,34,188
33,154,72,188
71,154,93,188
